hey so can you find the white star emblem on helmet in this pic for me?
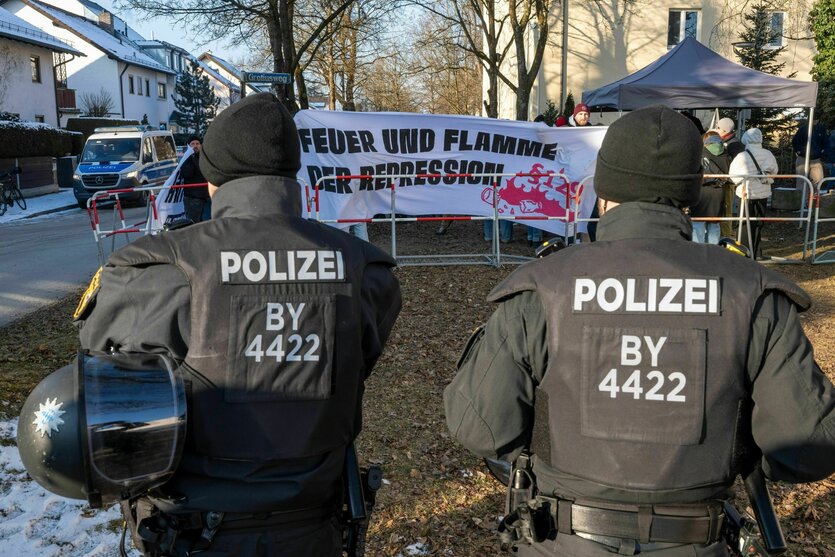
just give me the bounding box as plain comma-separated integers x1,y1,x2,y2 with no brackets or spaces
32,397,66,438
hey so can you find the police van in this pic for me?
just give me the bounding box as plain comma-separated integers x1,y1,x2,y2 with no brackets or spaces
72,126,179,209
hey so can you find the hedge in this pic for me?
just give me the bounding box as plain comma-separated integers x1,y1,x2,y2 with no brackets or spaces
65,117,140,147
0,120,81,158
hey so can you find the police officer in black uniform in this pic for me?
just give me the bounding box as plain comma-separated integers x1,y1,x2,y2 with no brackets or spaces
74,93,402,556
444,106,835,556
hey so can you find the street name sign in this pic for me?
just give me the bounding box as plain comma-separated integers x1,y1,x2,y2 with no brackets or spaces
242,72,292,84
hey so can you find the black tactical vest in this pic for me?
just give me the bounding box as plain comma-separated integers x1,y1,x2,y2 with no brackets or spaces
108,211,395,463
489,237,809,503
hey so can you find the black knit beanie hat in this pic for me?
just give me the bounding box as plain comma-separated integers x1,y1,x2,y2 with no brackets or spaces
595,105,703,208
200,93,301,187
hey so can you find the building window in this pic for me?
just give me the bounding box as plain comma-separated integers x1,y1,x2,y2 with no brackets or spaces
34,115,45,123
158,82,166,98
129,75,135,94
30,56,41,82
769,12,785,47
667,10,699,47
145,79,150,97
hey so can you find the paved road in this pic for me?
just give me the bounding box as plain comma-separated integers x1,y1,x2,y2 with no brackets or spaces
0,206,146,327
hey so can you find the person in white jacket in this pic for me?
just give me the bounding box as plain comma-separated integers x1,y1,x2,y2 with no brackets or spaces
729,128,778,260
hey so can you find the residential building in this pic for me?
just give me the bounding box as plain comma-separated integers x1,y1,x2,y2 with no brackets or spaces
3,0,177,128
0,6,83,126
195,57,242,110
496,0,817,122
198,52,272,97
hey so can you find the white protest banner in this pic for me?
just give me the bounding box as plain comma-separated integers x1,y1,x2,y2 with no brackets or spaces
294,111,607,235
150,146,192,231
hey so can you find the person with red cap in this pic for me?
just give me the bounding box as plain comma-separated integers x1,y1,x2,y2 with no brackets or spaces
554,115,568,127
571,103,591,127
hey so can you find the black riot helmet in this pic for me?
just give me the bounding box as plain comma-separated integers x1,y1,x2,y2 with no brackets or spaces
17,352,186,507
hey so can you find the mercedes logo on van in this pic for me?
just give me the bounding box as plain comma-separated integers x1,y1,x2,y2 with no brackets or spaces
95,176,104,185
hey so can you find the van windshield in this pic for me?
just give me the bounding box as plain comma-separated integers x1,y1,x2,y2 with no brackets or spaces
81,138,141,163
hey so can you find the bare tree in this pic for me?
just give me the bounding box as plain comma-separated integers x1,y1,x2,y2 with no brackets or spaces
409,10,482,114
362,45,419,111
116,0,357,112
413,0,553,120
79,87,115,116
507,0,554,120
297,0,403,111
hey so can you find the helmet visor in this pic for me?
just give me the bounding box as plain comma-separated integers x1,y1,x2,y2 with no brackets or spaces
80,353,186,503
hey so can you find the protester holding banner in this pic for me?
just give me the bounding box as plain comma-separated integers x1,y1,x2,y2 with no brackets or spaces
76,93,402,557
444,106,835,556
570,103,591,127
571,103,598,242
181,136,211,223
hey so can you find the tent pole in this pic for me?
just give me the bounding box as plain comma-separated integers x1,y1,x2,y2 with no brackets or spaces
803,107,815,191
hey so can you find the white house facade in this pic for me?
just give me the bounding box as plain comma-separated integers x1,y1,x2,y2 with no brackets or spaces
0,7,83,126
3,0,177,128
493,0,818,122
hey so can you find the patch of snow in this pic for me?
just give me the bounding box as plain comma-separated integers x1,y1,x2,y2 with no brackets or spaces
404,541,430,555
0,6,81,54
27,0,173,75
0,419,139,556
0,190,79,224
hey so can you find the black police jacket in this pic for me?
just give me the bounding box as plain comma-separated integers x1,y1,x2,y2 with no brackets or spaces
445,202,835,505
78,176,402,513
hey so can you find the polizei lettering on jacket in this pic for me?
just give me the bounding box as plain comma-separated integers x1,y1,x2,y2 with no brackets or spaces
220,250,346,283
573,276,720,314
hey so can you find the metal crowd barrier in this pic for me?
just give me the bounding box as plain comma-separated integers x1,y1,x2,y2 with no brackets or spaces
83,172,817,269
309,172,815,267
85,183,203,266
684,173,814,264
811,177,835,264
307,172,585,267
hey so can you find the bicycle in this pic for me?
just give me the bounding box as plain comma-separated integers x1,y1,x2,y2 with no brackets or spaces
0,166,25,216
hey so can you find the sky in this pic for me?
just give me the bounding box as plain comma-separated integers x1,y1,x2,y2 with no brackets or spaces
93,0,251,64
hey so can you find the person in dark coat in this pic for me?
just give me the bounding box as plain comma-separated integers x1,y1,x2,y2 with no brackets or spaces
180,136,211,222
690,131,730,244
714,117,744,237
681,110,705,135
792,118,829,191
76,94,402,557
444,105,835,556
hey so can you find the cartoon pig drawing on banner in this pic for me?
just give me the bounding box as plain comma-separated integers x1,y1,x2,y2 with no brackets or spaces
481,163,583,222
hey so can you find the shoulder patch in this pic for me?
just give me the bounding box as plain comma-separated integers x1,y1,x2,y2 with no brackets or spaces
74,267,102,321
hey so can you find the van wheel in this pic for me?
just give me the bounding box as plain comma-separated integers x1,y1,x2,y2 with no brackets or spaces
77,200,88,210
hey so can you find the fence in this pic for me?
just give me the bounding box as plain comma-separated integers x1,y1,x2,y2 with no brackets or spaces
810,177,835,264
83,172,817,268
307,172,584,267
85,183,202,266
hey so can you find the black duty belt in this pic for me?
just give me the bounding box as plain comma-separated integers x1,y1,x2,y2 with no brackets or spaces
549,497,725,545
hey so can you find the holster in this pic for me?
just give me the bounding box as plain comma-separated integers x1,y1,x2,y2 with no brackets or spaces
499,453,553,551
120,498,224,557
